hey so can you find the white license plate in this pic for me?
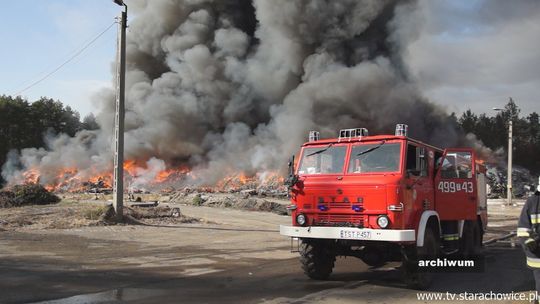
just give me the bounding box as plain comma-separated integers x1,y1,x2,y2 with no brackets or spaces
340,229,371,240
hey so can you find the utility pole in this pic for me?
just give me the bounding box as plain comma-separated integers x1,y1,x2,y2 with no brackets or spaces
507,118,513,206
493,97,514,207
113,0,127,221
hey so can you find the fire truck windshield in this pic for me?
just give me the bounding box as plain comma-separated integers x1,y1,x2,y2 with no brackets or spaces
349,142,401,173
298,146,346,174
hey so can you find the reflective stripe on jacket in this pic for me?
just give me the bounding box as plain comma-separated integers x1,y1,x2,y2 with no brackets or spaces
518,192,540,268
517,227,531,237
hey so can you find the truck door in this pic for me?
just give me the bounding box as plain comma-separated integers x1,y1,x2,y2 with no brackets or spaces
434,148,477,220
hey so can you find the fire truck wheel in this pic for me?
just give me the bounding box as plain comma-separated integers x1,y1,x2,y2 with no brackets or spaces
360,247,386,267
300,241,336,280
403,227,439,290
460,220,483,258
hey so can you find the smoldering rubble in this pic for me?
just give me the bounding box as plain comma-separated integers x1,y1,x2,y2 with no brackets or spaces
2,0,492,187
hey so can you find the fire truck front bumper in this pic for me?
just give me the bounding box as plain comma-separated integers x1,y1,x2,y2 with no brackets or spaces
280,225,416,242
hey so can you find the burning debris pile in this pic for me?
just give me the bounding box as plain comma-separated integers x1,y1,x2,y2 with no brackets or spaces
2,0,495,192
486,165,538,198
165,172,288,215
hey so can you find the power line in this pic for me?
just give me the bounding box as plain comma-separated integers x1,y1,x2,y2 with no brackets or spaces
10,22,112,92
13,21,116,96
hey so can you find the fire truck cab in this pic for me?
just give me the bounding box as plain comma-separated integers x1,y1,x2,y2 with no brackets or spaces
280,124,487,289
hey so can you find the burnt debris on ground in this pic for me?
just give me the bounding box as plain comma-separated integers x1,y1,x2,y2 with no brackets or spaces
0,200,203,231
121,205,202,226
168,188,289,216
0,183,60,208
0,173,289,230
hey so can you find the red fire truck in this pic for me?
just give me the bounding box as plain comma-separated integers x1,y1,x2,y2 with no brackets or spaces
280,124,487,289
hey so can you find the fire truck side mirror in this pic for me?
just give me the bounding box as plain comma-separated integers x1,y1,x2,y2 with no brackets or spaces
285,155,299,187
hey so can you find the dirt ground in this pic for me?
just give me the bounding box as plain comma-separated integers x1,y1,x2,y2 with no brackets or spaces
0,198,536,304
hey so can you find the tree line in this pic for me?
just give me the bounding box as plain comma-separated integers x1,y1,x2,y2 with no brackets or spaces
0,95,98,184
457,98,540,175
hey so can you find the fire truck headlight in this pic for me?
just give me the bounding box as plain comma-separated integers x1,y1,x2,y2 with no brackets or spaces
377,215,389,229
296,214,307,226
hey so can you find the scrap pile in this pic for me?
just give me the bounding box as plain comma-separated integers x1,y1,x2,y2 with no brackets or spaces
0,183,60,208
486,165,537,198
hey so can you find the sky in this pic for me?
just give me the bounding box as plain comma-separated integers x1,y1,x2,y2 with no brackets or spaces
404,0,540,116
0,0,119,117
0,0,538,118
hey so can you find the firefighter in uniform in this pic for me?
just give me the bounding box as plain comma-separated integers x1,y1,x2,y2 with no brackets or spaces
518,183,540,296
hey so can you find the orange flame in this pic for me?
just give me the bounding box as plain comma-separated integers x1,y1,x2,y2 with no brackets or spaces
19,160,284,193
22,169,40,184
214,171,285,191
123,159,139,177
154,167,190,183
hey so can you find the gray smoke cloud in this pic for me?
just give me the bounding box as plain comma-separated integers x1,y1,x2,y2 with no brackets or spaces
3,0,481,187
402,0,540,115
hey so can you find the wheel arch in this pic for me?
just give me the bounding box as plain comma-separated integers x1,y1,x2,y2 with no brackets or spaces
416,211,441,247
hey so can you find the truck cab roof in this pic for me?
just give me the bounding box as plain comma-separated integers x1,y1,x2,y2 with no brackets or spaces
302,134,442,153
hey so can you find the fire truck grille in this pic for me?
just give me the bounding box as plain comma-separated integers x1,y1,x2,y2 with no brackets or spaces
315,214,364,227
321,202,350,209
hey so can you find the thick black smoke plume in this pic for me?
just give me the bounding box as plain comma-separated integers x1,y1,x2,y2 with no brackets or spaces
3,0,479,186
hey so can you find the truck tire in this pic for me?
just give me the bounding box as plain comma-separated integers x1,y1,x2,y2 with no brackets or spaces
360,247,386,267
300,240,336,280
460,220,483,258
403,227,439,290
